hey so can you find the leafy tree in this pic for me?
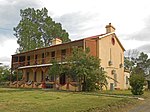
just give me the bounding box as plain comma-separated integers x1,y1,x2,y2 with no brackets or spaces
67,48,107,91
124,57,135,71
126,51,150,95
14,7,70,53
48,60,63,88
136,52,150,75
0,66,10,82
129,73,145,95
48,47,107,91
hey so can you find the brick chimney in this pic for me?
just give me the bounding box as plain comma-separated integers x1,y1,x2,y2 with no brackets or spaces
105,23,115,33
52,38,62,45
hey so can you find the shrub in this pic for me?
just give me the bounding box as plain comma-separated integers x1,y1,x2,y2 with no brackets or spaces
129,74,145,95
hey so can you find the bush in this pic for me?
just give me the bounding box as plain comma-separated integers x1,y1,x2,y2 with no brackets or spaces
129,74,145,95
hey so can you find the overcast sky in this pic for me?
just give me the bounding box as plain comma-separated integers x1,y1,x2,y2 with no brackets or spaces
0,0,150,66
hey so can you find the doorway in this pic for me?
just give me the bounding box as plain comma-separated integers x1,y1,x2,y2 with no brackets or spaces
59,74,66,85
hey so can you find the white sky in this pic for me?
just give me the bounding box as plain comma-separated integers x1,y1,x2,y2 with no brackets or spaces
0,0,150,66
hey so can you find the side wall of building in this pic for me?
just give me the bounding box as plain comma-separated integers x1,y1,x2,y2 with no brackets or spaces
98,34,125,90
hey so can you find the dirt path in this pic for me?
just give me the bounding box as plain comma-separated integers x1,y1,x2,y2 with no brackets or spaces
128,98,150,112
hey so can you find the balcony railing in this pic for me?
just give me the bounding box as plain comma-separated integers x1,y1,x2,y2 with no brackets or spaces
12,55,69,69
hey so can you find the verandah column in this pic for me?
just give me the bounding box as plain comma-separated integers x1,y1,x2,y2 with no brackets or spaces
16,69,18,88
41,67,48,88
22,69,26,87
32,68,37,88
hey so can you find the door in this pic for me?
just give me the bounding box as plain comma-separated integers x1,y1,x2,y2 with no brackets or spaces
59,74,66,85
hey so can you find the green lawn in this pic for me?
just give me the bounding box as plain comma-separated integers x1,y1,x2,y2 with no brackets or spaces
0,88,139,112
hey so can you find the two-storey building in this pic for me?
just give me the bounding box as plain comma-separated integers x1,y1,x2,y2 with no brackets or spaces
10,23,130,91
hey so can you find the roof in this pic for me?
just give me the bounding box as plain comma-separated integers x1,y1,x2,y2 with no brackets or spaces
12,39,84,56
12,32,125,56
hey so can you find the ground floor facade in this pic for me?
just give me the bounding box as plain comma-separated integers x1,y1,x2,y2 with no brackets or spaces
10,65,130,91
10,66,80,91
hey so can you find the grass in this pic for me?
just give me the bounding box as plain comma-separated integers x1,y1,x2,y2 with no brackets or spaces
0,88,144,112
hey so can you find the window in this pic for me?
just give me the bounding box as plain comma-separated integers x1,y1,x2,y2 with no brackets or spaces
13,57,18,62
42,53,45,58
19,56,25,62
42,53,45,63
51,51,55,60
60,74,66,85
34,72,37,82
61,49,66,61
26,72,29,82
35,55,38,59
27,56,30,65
35,55,38,64
19,56,25,66
61,49,66,55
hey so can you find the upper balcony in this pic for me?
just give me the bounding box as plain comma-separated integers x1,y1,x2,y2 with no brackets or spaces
12,55,69,70
11,39,85,70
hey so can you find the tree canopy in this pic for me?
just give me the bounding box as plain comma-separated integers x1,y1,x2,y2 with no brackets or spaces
14,7,70,53
0,66,10,82
125,51,150,94
129,73,145,95
125,51,150,76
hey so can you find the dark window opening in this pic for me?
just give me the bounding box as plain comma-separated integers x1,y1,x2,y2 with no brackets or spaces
13,57,18,62
61,49,66,61
42,53,45,58
35,55,38,64
51,51,55,60
27,56,30,65
42,53,45,63
19,56,25,62
60,74,66,85
19,56,25,66
34,72,37,82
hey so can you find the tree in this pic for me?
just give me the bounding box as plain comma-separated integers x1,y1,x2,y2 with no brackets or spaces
0,66,10,82
14,7,70,53
67,48,107,91
48,47,107,91
124,49,139,71
126,52,150,95
124,57,135,71
129,73,145,95
136,52,150,76
48,60,63,87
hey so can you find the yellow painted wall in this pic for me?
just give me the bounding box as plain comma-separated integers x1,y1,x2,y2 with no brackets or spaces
98,34,125,90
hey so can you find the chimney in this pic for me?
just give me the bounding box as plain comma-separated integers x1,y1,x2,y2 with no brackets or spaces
52,38,62,45
105,23,115,33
